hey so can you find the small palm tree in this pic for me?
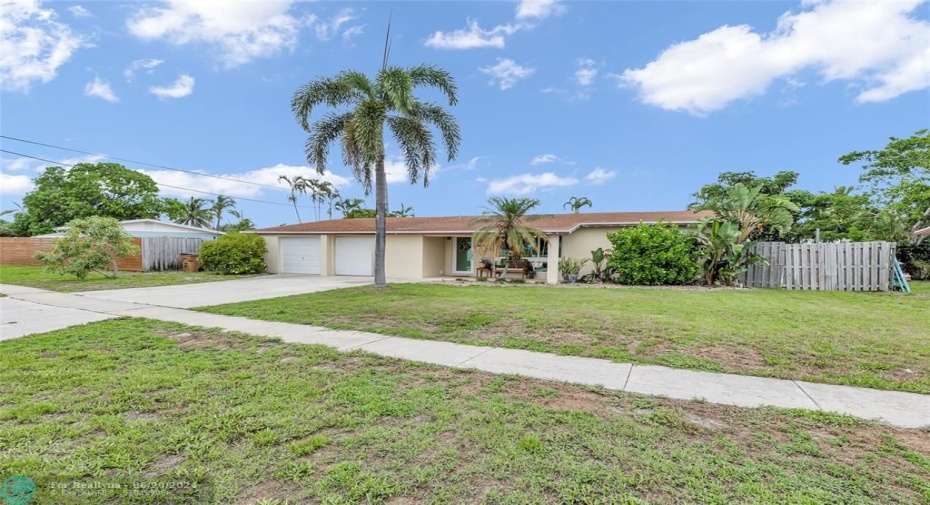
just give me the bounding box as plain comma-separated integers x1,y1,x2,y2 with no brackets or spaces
696,183,799,243
334,198,364,218
471,197,548,278
175,197,213,229
292,39,461,287
563,196,593,213
211,195,236,230
392,204,414,217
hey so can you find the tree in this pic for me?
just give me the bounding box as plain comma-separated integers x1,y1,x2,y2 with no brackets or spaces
840,129,930,240
220,210,256,232
471,197,548,278
18,162,163,233
172,197,213,229
690,171,799,206
35,216,139,279
392,203,414,217
335,198,365,218
278,175,304,223
563,196,593,213
292,52,461,287
211,195,237,230
694,183,800,244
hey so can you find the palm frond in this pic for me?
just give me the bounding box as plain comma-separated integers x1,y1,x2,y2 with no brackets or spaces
408,64,458,106
387,116,436,186
378,66,414,113
405,101,461,162
291,76,360,131
352,100,388,164
306,112,352,173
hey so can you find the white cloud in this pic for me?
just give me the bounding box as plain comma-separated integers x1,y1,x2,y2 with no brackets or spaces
126,0,302,68
575,58,599,86
2,157,39,171
342,25,364,43
149,73,195,99
531,154,559,165
68,5,91,18
516,0,565,20
424,19,523,50
585,167,616,185
124,58,164,82
480,58,535,90
84,76,119,102
487,172,577,195
310,8,355,41
0,172,33,195
620,0,930,114
143,163,350,199
0,0,86,92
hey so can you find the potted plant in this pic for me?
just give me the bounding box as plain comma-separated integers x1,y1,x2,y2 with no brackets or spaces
559,257,589,283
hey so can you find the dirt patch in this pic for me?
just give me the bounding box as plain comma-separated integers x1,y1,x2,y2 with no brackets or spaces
877,368,924,384
692,345,768,370
159,330,249,351
233,480,298,505
144,454,184,479
683,412,726,431
125,412,160,421
894,429,930,455
279,356,300,363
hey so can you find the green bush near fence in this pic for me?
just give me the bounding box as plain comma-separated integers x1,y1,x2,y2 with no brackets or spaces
198,232,267,275
606,222,698,285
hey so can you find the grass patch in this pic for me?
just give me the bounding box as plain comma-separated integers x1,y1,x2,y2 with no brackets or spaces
1,319,928,503
0,264,259,292
200,282,930,393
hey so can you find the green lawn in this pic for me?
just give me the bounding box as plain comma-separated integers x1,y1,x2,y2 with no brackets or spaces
201,282,930,394
0,264,258,292
1,319,927,504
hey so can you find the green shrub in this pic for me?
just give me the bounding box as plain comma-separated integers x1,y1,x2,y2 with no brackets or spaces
198,232,267,274
606,222,698,285
35,216,139,279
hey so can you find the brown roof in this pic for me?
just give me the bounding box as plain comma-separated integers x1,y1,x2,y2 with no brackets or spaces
254,210,713,235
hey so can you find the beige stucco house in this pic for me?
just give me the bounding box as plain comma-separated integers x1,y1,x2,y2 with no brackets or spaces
252,210,711,284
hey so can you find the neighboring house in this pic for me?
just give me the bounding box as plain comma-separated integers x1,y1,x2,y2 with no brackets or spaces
252,211,711,283
37,219,223,240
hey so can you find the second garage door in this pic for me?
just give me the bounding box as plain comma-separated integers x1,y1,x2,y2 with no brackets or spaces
280,237,321,274
335,236,374,276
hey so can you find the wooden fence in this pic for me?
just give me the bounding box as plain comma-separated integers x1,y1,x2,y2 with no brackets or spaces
739,241,895,291
0,236,204,272
140,237,203,271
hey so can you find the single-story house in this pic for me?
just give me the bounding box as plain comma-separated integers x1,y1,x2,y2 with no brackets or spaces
37,219,223,240
252,210,711,284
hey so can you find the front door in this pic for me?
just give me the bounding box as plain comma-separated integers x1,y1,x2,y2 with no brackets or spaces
455,237,472,273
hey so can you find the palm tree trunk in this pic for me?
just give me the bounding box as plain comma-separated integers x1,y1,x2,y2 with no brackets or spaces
374,154,388,287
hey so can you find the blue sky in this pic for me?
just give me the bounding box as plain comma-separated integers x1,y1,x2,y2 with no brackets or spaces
2,0,928,228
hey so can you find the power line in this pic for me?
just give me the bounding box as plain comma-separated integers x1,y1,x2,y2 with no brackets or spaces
0,149,314,209
0,134,292,192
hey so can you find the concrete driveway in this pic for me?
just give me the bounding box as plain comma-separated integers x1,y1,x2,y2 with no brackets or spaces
0,297,115,341
78,275,371,308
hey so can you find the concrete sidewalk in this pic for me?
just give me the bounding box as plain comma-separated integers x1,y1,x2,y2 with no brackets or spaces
2,283,928,429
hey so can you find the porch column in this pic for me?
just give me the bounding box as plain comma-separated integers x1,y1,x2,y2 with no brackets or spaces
546,234,560,284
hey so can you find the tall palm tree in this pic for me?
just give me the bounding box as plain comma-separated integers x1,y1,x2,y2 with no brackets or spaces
292,48,461,286
211,195,236,230
175,197,213,229
563,196,593,213
471,197,548,278
278,175,305,223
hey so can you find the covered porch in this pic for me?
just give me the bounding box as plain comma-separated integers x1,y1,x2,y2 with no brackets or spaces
435,234,562,284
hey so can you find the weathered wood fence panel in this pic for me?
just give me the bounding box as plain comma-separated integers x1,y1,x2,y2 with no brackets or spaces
740,241,894,291
140,237,203,271
0,237,143,271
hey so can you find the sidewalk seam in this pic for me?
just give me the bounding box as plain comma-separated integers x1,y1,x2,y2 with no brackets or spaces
793,381,823,410
342,334,394,351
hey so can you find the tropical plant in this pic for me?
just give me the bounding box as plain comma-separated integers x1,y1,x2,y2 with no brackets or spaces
558,257,589,282
173,197,214,229
34,216,139,279
695,183,800,243
335,198,365,218
606,222,699,285
563,196,593,213
392,204,414,217
211,195,237,230
471,197,548,278
695,219,764,286
198,232,267,275
221,210,255,232
278,175,304,223
587,247,612,282
291,38,461,287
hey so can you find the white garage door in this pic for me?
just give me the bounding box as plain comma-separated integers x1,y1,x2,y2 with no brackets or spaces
335,236,374,276
280,237,321,274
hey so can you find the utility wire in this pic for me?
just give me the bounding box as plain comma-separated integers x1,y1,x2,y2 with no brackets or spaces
0,149,314,209
0,134,292,192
